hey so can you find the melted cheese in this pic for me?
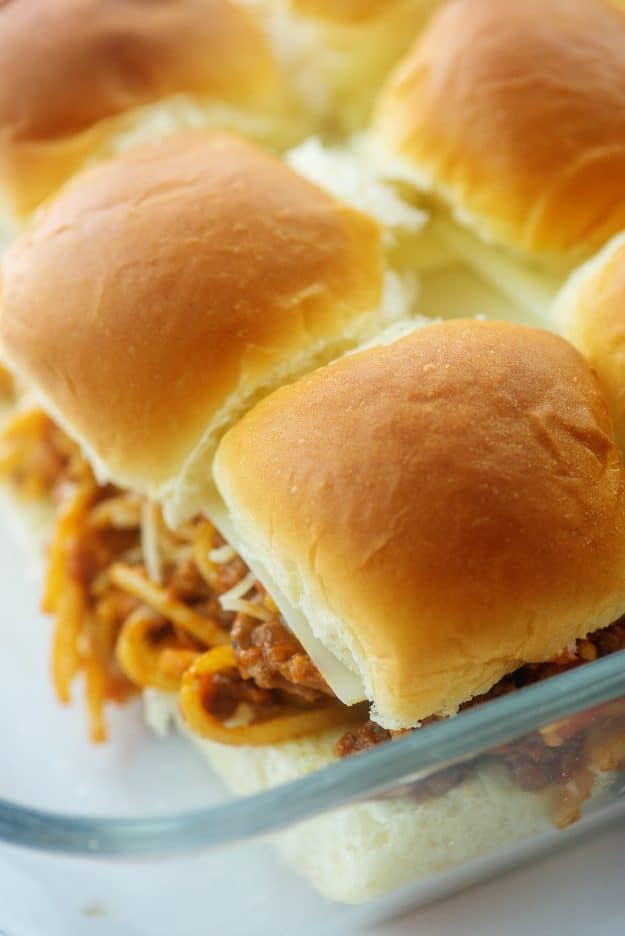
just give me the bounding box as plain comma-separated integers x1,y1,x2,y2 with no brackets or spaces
205,491,366,706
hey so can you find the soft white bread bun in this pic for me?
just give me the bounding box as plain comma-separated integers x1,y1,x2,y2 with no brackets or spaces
0,132,402,523
214,320,625,728
0,0,293,219
239,0,439,134
553,232,625,447
146,689,613,904
372,0,625,259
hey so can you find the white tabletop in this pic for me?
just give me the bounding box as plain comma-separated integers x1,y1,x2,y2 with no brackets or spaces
1,815,624,936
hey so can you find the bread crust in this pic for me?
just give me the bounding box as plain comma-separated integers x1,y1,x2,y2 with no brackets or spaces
374,0,625,256
215,320,625,726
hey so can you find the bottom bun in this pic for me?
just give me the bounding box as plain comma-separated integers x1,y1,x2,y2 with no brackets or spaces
144,691,611,905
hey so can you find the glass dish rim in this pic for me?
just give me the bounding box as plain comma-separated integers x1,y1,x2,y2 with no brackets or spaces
3,648,625,857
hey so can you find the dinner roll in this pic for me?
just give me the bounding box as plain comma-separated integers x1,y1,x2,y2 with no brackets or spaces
372,0,625,259
0,0,292,220
214,320,625,728
240,0,439,133
0,133,410,522
553,232,625,447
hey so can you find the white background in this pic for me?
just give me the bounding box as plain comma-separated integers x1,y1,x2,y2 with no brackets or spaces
1,820,625,935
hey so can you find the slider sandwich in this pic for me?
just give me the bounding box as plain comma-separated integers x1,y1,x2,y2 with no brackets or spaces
0,0,297,236
368,0,625,321
3,133,625,902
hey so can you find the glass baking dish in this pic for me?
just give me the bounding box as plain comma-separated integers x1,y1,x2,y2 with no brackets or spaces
2,517,625,923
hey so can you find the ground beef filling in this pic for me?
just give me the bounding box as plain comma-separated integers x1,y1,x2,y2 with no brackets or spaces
335,720,390,757
231,615,333,703
495,734,587,793
188,616,338,726
201,668,287,724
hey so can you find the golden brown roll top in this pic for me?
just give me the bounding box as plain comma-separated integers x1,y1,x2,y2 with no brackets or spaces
0,132,390,519
214,320,625,728
373,0,625,258
1,0,277,143
0,0,287,216
554,232,625,447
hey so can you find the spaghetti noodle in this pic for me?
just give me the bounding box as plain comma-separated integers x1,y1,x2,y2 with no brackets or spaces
180,645,366,745
0,407,339,742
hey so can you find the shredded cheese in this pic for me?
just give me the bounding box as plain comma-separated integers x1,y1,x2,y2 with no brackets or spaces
221,598,274,622
224,703,255,729
209,544,237,564
218,572,257,610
